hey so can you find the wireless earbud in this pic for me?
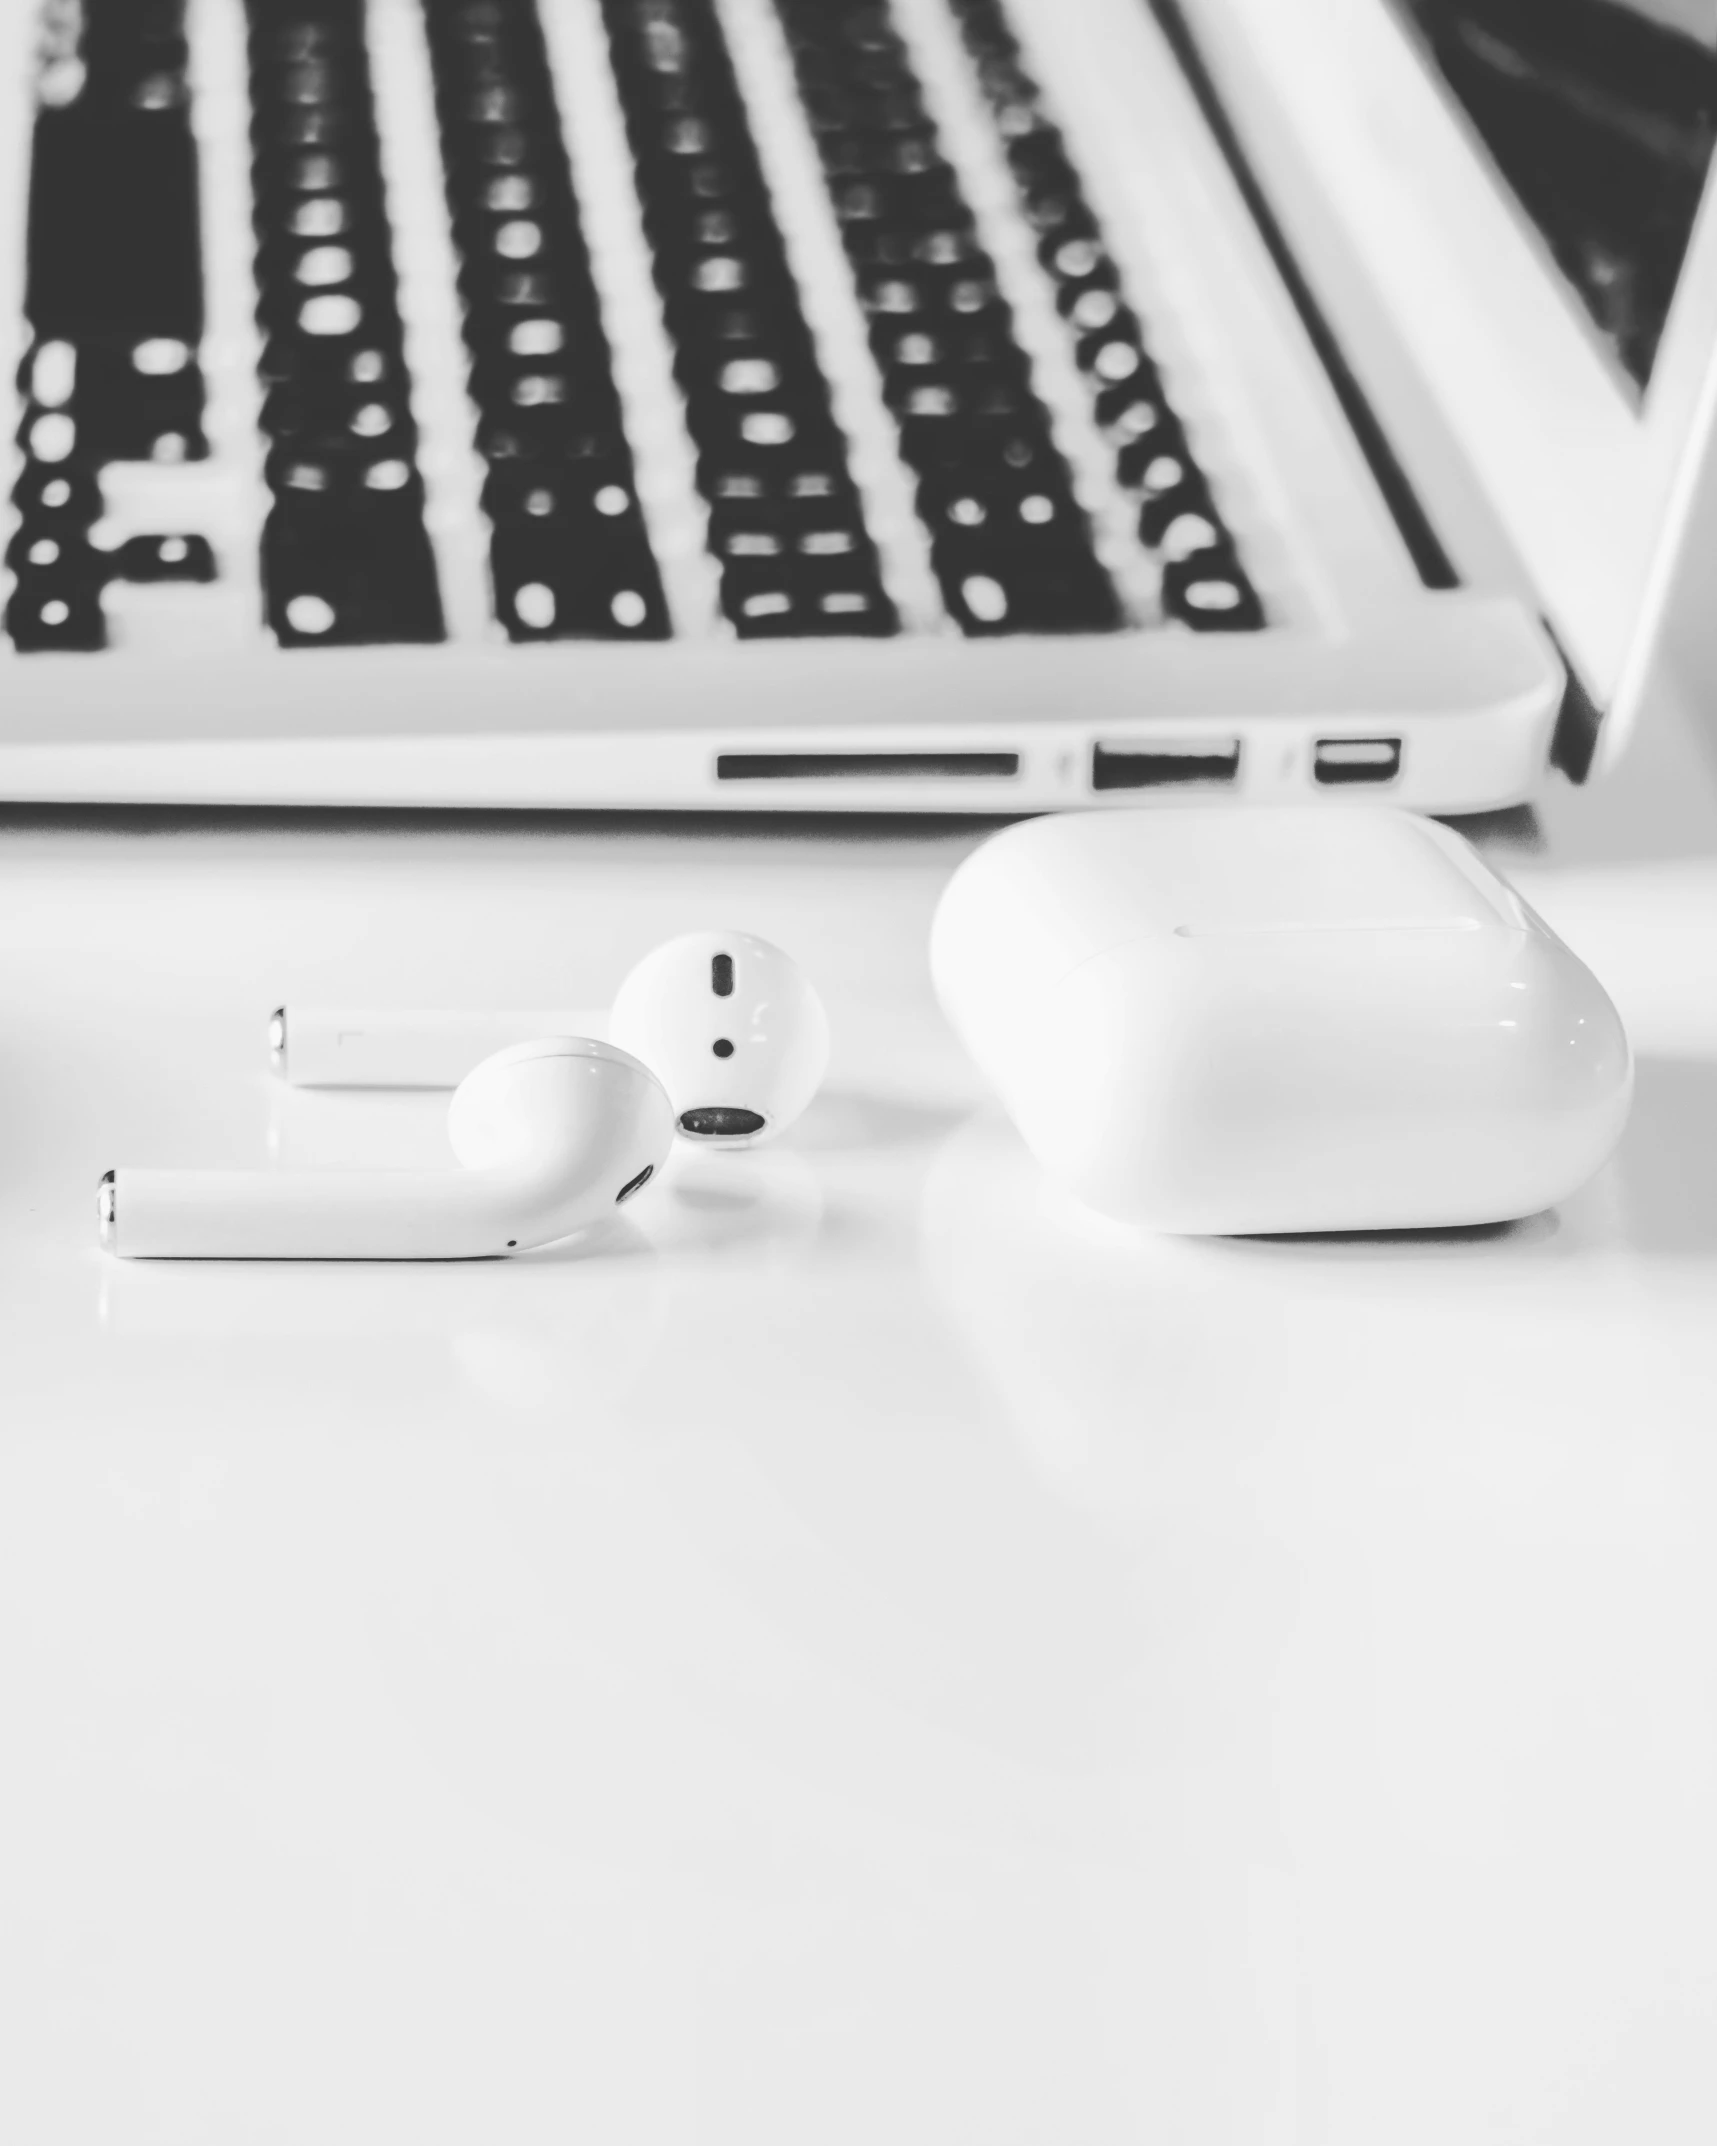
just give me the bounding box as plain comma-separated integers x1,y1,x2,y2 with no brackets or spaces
270,931,830,1148
100,1036,673,1259
607,931,829,1145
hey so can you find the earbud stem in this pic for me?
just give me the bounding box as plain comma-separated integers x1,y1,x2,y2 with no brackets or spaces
274,1008,603,1088
106,1166,544,1260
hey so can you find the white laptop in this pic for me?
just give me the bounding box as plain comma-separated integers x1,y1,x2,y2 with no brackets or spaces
0,0,1710,814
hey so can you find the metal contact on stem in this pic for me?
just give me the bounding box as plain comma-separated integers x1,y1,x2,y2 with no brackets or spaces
97,1170,116,1251
268,1007,287,1076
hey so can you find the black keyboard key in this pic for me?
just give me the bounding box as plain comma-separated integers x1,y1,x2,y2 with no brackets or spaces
5,525,102,582
110,533,219,583
1162,549,1265,632
4,575,107,653
263,487,443,645
490,521,670,639
9,463,102,537
938,526,1117,636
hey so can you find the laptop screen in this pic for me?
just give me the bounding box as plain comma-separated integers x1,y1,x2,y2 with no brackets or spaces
1397,0,1717,389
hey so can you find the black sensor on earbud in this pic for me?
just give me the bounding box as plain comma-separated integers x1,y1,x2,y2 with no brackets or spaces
679,1107,766,1139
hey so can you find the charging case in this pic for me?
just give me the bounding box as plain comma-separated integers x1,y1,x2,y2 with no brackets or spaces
930,808,1632,1233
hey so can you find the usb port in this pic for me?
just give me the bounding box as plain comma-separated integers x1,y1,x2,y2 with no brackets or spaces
1093,739,1241,791
1312,737,1402,786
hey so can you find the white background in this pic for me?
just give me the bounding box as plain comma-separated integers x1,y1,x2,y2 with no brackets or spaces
2,691,1717,2142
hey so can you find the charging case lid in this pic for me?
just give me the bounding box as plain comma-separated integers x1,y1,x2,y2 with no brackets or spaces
934,807,1524,995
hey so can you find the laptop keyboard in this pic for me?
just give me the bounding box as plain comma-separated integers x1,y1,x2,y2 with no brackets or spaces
6,0,1265,653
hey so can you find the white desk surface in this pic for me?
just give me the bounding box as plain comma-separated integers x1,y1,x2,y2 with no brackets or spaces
4,701,1717,2144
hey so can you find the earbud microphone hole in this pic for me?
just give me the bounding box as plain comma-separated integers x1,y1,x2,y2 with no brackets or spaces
712,1038,734,1058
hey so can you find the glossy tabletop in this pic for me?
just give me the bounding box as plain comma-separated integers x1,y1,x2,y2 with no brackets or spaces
3,700,1717,2143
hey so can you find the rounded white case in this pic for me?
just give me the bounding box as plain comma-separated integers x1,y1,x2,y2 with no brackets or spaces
930,808,1633,1233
